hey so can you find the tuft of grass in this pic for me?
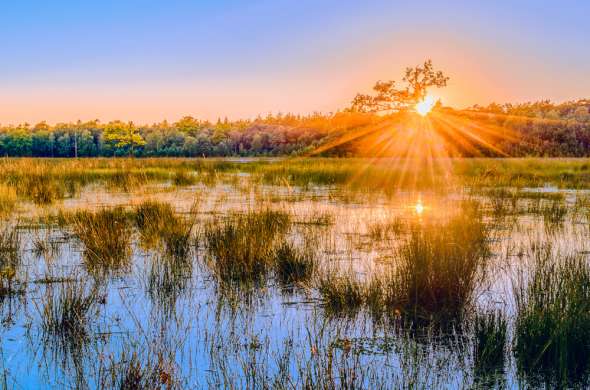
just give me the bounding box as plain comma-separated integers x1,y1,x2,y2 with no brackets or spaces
134,200,193,258
317,272,365,315
134,201,176,247
367,218,403,241
204,209,290,284
68,207,132,273
274,242,316,285
386,207,490,322
473,310,507,377
172,170,196,186
41,280,97,340
21,175,65,205
113,351,177,390
514,246,590,385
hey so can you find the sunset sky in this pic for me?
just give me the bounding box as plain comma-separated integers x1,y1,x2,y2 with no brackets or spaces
1,0,589,124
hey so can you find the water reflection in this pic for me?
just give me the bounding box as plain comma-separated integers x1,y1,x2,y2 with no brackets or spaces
0,176,588,387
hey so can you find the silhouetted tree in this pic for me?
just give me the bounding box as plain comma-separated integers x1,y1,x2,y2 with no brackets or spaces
351,59,449,113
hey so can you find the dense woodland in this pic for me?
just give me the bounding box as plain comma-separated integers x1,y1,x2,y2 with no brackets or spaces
0,99,589,157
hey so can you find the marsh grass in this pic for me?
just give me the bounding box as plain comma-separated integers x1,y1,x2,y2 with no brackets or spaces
41,280,98,349
32,228,61,260
204,209,290,284
0,224,19,265
134,201,176,248
67,207,132,274
134,200,194,259
367,218,404,241
514,246,590,385
147,253,192,311
317,272,365,316
274,242,316,285
0,223,21,298
541,199,568,227
20,174,65,205
0,185,17,216
473,310,507,381
316,206,490,324
298,211,335,226
172,170,196,186
109,351,178,390
385,207,490,322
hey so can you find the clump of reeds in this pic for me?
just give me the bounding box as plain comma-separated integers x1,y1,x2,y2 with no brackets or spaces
41,280,97,341
514,246,590,385
473,310,507,377
172,170,196,186
315,205,490,322
204,209,290,283
134,201,176,247
368,218,403,241
386,206,490,322
21,174,65,205
32,228,61,260
104,169,148,191
274,242,316,285
300,212,334,226
134,200,193,258
0,223,20,265
317,272,365,315
67,207,132,273
111,351,176,390
147,254,192,311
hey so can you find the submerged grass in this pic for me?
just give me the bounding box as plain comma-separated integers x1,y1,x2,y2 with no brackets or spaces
514,246,590,386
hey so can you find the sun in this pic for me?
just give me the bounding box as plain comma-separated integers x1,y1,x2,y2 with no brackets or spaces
415,95,436,116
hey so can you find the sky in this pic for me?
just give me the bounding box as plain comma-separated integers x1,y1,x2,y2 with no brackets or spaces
1,0,589,124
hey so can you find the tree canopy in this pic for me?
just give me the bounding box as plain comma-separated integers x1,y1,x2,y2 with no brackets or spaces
351,59,449,113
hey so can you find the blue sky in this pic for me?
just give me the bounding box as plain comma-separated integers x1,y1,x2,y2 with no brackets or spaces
1,0,589,123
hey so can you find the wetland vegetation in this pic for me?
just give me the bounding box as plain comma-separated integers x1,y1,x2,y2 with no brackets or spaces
0,157,590,388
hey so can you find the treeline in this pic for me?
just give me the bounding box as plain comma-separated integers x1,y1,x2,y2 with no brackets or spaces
1,99,590,157
463,99,590,157
0,113,378,157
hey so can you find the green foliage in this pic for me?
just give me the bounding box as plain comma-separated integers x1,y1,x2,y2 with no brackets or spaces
103,121,145,155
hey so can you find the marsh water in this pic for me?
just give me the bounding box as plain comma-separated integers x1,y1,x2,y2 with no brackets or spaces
1,162,589,389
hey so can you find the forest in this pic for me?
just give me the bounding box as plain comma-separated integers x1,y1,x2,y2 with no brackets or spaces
0,99,589,158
